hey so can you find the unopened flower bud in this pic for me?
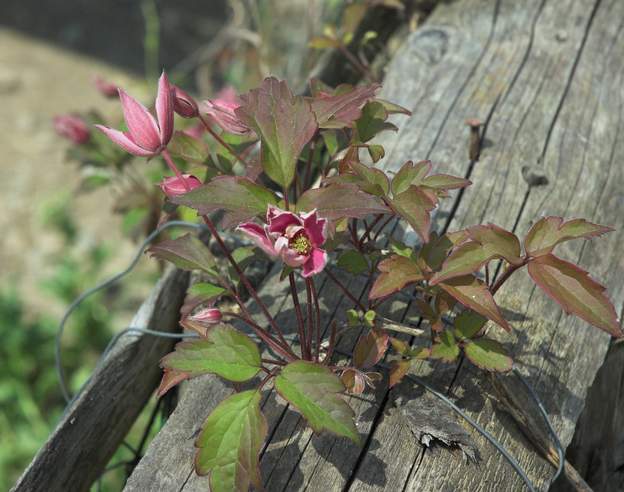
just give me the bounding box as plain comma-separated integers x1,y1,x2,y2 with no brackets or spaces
159,174,201,197
93,75,118,98
189,307,222,325
53,114,90,144
173,86,199,118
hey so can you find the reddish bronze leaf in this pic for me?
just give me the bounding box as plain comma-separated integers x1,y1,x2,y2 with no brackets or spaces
369,255,424,300
297,184,390,220
389,360,411,388
527,254,622,337
390,185,437,243
438,275,510,331
157,368,191,397
353,329,389,369
524,216,613,257
309,83,380,128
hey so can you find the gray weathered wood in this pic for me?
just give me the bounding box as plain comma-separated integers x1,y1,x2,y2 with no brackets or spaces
11,268,189,492
125,0,624,490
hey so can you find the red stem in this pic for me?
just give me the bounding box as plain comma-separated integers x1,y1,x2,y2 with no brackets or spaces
305,278,314,361
289,272,309,359
491,258,529,295
325,268,366,311
311,279,322,362
162,149,190,190
198,114,251,168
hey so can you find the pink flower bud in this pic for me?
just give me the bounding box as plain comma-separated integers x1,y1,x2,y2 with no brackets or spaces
93,75,118,98
173,86,199,118
53,114,91,144
159,174,202,197
189,307,222,325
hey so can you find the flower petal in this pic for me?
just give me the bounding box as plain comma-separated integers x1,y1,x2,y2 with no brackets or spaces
200,98,251,135
118,89,161,151
237,223,277,257
160,174,202,197
94,125,155,157
301,248,328,277
268,209,302,235
156,72,175,145
302,209,327,247
274,237,307,267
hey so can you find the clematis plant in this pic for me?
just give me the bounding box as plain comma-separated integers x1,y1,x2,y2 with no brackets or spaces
94,73,621,492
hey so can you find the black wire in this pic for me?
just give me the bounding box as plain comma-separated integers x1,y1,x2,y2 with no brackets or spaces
55,220,204,404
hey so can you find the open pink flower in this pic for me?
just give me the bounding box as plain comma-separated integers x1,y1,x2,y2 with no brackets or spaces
238,206,328,277
159,174,201,197
200,87,251,135
53,114,90,144
95,72,174,157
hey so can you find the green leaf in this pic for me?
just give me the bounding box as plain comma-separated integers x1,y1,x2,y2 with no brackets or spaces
348,161,390,196
188,282,226,302
419,232,454,271
454,310,487,340
236,77,318,188
297,184,390,220
391,160,431,195
171,176,277,225
346,308,360,327
148,233,218,276
227,246,257,283
309,36,341,49
367,144,385,163
355,101,395,143
389,238,413,258
168,131,209,164
524,216,613,257
275,361,359,443
161,325,262,382
321,130,339,156
337,250,369,275
468,224,522,264
438,275,510,331
464,339,512,372
430,330,460,362
195,390,267,492
390,185,437,242
369,255,424,300
353,329,389,369
527,254,621,337
421,174,471,191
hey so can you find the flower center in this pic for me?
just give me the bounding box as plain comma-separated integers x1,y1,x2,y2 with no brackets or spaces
289,231,312,255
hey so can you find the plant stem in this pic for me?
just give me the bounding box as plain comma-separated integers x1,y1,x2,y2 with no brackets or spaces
311,279,322,362
325,268,366,311
161,149,190,190
324,320,337,365
262,358,286,366
198,114,251,168
226,310,295,361
289,272,308,359
337,43,374,82
305,278,314,361
199,214,295,358
491,259,528,295
372,214,395,243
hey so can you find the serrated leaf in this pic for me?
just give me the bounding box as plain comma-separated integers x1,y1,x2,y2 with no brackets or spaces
195,390,266,492
389,359,410,387
168,131,209,164
188,282,226,302
309,84,380,128
161,325,261,382
464,339,512,372
431,225,522,285
355,101,394,143
157,368,191,397
369,255,424,300
353,329,389,369
527,254,621,337
148,233,218,276
236,77,317,188
454,310,487,340
524,216,613,257
297,184,390,220
389,238,413,258
171,176,277,225
390,185,437,242
337,250,369,275
376,98,411,116
438,275,510,331
391,160,431,195
430,330,460,362
348,160,390,196
275,361,359,442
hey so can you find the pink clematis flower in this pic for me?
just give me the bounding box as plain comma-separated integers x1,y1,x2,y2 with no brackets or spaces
53,114,91,144
189,307,222,325
159,174,201,197
95,72,174,157
238,206,328,277
200,87,251,135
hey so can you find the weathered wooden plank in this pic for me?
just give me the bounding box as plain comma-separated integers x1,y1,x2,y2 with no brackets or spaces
11,268,189,492
352,0,624,490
